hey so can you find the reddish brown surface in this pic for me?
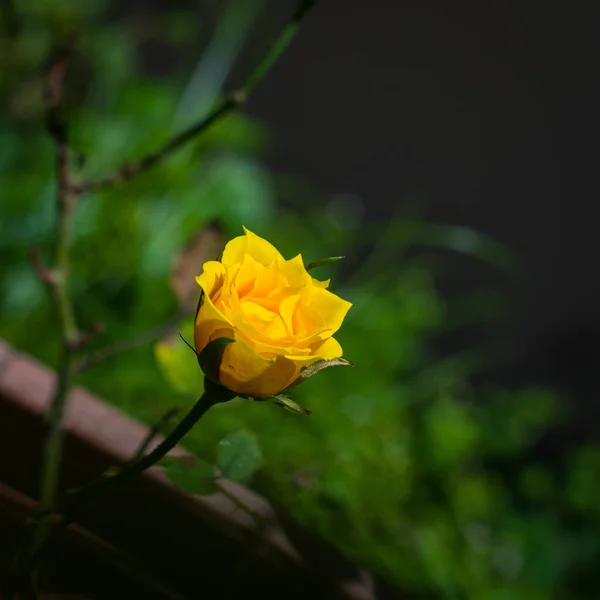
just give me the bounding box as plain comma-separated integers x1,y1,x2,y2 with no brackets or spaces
0,340,375,599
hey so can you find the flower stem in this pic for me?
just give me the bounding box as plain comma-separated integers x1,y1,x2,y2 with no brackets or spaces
21,379,235,581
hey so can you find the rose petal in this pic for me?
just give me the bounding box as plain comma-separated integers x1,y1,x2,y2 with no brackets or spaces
194,300,234,357
294,285,352,337
279,293,300,335
233,253,264,298
194,269,234,355
279,254,311,290
312,277,330,289
310,336,344,360
219,336,299,397
195,261,225,298
221,227,284,267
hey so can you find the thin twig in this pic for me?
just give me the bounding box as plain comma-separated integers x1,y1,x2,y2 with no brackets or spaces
213,480,269,529
73,0,316,195
28,247,55,286
130,407,182,463
73,94,244,194
76,312,184,372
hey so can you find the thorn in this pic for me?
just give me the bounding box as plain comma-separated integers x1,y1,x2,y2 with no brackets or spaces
28,247,55,286
68,321,106,351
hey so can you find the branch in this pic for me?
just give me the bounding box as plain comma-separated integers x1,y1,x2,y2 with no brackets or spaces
38,43,80,516
76,312,184,373
130,407,182,463
74,0,317,195
9,44,82,598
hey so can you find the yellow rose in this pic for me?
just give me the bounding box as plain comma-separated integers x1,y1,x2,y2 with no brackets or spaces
194,227,352,398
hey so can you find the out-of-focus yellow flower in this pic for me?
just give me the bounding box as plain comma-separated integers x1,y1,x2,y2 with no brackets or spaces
194,227,352,398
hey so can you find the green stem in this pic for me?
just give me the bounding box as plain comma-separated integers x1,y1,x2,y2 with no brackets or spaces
37,154,78,517
129,407,182,463
6,51,82,600
76,0,317,194
24,380,235,576
242,0,315,95
38,350,75,516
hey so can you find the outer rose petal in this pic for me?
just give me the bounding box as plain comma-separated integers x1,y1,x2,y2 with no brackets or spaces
221,227,283,267
310,336,344,360
194,270,233,355
312,277,330,289
219,337,299,397
294,285,352,337
285,337,343,365
195,261,225,297
232,253,264,298
194,295,234,357
278,254,311,290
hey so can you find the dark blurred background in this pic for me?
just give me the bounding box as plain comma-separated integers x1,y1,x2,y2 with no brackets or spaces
249,0,600,399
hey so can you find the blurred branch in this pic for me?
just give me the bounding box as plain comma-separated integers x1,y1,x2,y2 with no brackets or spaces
37,43,81,526
73,94,243,193
130,408,183,463
76,312,184,373
213,479,268,529
7,42,83,599
74,0,316,195
39,42,79,347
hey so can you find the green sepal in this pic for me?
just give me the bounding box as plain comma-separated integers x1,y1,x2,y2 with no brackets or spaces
269,394,312,415
304,256,345,272
285,357,353,390
197,337,234,384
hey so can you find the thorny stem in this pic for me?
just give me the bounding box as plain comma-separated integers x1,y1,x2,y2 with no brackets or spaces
37,45,79,525
3,42,82,600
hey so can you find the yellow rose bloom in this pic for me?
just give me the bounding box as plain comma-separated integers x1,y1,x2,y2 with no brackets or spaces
194,227,352,398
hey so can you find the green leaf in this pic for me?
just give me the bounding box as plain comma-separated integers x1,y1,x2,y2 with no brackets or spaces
217,430,262,481
304,256,345,271
269,394,312,415
197,336,235,383
160,455,216,495
154,320,204,395
286,357,353,389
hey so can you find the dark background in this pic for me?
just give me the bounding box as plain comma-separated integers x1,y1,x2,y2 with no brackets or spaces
244,0,600,409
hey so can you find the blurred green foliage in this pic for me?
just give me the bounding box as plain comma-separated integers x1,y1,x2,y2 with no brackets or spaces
1,1,599,598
